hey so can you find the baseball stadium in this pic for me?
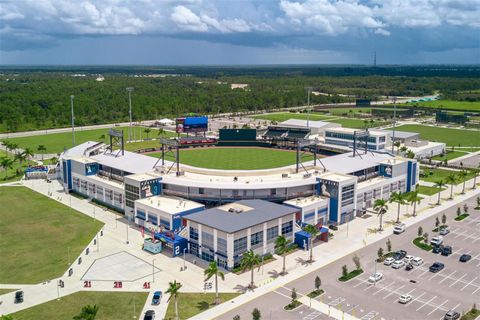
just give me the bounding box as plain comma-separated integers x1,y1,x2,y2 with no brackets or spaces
58,116,419,269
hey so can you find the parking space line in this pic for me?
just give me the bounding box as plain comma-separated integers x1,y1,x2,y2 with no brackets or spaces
449,273,468,287
417,267,431,278
372,281,396,296
460,276,478,291
429,271,442,280
410,292,426,305
428,299,449,315
472,284,480,295
416,295,437,311
438,270,456,284
383,284,405,300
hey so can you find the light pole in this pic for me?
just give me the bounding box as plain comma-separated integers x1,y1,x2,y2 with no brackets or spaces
152,259,155,282
374,258,377,287
71,95,75,146
126,87,134,142
306,87,312,128
97,232,100,252
391,96,397,154
183,248,187,270
126,217,130,244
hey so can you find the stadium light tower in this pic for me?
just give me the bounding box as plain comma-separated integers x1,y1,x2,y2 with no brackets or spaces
306,87,313,128
391,96,397,154
70,95,75,146
126,87,134,142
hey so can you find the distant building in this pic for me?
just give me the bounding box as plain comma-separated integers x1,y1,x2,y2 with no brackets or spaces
324,127,390,151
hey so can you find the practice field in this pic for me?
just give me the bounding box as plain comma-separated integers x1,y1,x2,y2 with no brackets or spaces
403,99,480,112
431,150,468,161
2,126,177,155
251,112,336,122
328,117,391,129
395,124,480,147
148,147,314,170
419,167,476,183
10,291,148,320
0,187,103,284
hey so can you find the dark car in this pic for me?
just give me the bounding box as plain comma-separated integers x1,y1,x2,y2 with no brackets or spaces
144,310,155,320
432,245,444,254
429,262,445,273
151,291,162,305
393,250,407,261
405,263,414,271
459,254,472,262
441,245,452,256
444,309,460,320
15,291,24,303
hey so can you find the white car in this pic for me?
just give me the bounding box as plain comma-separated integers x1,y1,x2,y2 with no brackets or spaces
403,255,415,263
393,223,406,234
412,257,424,266
392,260,405,269
430,236,444,246
384,257,395,266
399,294,412,304
368,272,383,283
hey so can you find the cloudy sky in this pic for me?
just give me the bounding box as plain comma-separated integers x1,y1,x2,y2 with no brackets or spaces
0,0,479,65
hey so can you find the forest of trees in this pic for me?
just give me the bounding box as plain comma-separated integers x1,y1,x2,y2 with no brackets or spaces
0,65,479,133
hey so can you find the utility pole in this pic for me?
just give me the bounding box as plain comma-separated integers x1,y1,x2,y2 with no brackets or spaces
126,87,134,142
391,96,397,154
126,217,130,244
70,95,75,146
306,87,312,128
152,259,155,282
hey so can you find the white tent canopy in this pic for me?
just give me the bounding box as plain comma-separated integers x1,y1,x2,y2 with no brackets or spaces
157,118,175,125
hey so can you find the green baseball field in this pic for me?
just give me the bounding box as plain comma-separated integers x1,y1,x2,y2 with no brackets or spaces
394,124,480,147
148,147,315,170
2,126,177,155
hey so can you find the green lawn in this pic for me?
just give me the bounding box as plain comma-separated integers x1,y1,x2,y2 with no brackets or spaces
328,118,391,129
417,185,445,196
431,150,468,161
125,138,169,152
0,150,36,183
0,187,104,283
148,147,314,170
0,288,16,295
2,126,176,155
10,291,148,320
251,112,336,122
164,292,240,320
323,107,372,116
419,168,476,183
395,124,480,147
403,100,480,112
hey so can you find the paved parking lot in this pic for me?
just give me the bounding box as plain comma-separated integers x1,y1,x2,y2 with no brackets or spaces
218,195,480,320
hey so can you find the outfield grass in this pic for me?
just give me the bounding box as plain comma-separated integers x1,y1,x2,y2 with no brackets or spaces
417,185,445,196
419,168,476,184
2,126,177,154
403,100,480,112
125,139,167,152
10,291,148,320
0,187,103,283
164,292,240,320
0,150,36,183
148,147,314,170
323,107,372,115
251,112,336,122
431,150,468,161
395,124,480,147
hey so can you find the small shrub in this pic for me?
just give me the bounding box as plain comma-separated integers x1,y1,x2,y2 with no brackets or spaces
342,265,348,278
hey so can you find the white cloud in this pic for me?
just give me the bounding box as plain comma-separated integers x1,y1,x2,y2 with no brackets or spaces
171,5,208,32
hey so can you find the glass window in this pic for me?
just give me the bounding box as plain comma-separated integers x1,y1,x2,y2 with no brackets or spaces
266,226,278,241
217,237,227,255
202,232,214,250
190,227,199,241
148,214,158,225
234,237,247,255
250,231,263,248
281,221,293,236
160,219,170,229
136,210,146,220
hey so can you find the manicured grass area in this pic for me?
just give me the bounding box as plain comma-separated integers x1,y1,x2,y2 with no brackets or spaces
284,300,302,310
338,269,363,282
0,288,16,295
454,213,469,221
431,150,468,161
328,118,391,129
148,147,314,170
251,112,336,122
394,124,480,147
0,187,104,283
413,237,433,251
306,289,324,298
403,100,480,112
10,291,148,320
323,107,372,116
0,150,36,183
417,185,445,196
419,168,476,183
164,292,240,320
2,126,175,154
461,307,480,320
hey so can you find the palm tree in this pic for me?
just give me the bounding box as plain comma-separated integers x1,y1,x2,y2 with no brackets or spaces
393,141,401,154
304,224,320,263
2,140,13,155
99,134,106,142
0,157,14,179
274,235,292,275
157,128,166,138
445,174,457,199
73,304,99,320
23,147,34,161
14,152,27,169
144,128,151,139
472,166,479,190
389,192,406,223
37,144,47,161
373,199,389,231
458,170,468,194
434,179,445,205
49,156,59,165
407,190,422,217
240,250,261,289
9,142,19,157
166,280,183,320
204,261,225,305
